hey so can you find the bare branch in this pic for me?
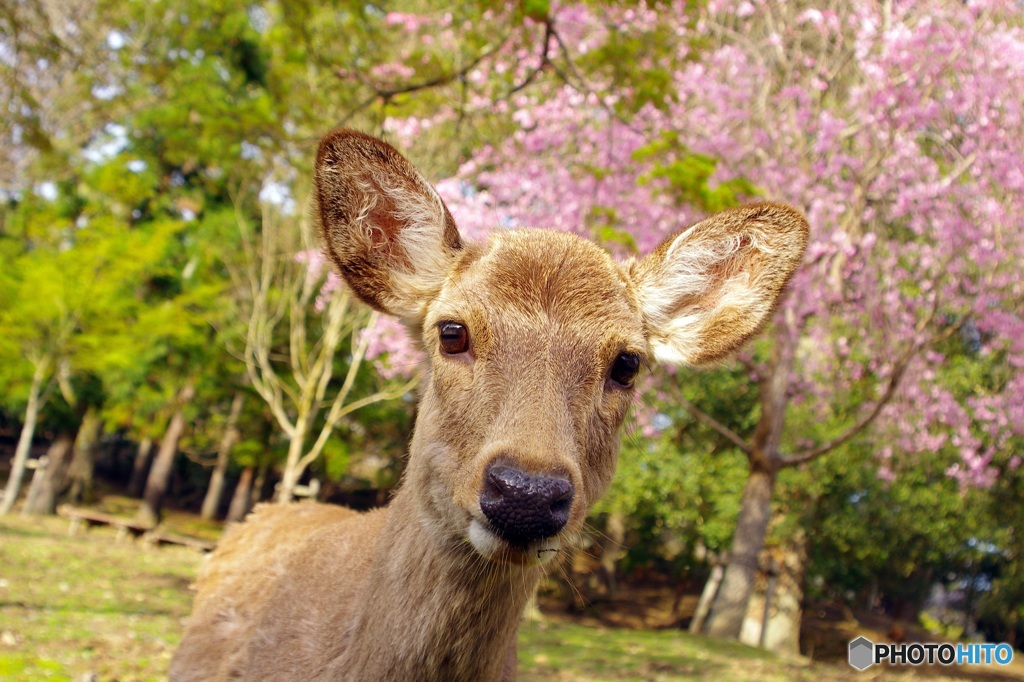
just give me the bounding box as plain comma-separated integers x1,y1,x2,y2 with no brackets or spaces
676,394,752,455
506,20,553,96
297,309,381,472
778,299,962,468
298,373,421,473
234,201,297,437
340,33,514,125
310,292,353,413
779,355,910,468
300,310,417,472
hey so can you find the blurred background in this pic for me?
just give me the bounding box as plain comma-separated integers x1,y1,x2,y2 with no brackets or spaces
2,0,1023,679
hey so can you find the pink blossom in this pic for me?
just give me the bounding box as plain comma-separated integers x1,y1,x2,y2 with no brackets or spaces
305,0,1024,491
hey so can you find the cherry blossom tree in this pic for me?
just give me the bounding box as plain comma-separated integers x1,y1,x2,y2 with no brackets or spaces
354,0,1024,642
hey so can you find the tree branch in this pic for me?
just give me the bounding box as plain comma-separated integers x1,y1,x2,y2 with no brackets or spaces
506,20,553,96
295,309,378,472
340,33,513,125
779,357,909,468
676,394,752,455
297,373,420,473
779,285,974,469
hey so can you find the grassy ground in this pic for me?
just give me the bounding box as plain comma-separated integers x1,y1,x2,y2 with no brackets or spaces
0,514,195,681
2,511,1022,682
518,619,841,681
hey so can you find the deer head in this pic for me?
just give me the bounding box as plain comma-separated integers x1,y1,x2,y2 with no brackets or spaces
314,129,808,568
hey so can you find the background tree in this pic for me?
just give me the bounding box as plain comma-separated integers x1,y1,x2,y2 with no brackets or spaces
227,198,418,502
0,178,190,514
395,0,1024,643
199,390,247,520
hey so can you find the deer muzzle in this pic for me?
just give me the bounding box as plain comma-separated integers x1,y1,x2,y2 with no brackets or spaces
479,460,574,545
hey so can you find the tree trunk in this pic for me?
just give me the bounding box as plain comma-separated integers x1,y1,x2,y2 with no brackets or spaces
66,407,103,504
201,392,245,520
704,317,796,641
22,456,49,516
690,561,725,634
0,364,47,515
253,458,270,503
137,381,196,527
599,511,626,597
1012,610,1021,653
737,560,774,648
703,465,777,639
226,465,255,523
276,419,308,503
22,430,75,515
758,531,808,655
127,437,154,497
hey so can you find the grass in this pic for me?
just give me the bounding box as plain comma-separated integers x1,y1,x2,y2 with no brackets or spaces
2,511,1022,681
0,514,197,681
518,619,819,681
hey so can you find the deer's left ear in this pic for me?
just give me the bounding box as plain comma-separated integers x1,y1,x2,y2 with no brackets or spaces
628,202,809,366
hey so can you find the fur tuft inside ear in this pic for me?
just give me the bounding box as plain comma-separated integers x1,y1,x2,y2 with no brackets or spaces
314,129,463,320
630,202,809,366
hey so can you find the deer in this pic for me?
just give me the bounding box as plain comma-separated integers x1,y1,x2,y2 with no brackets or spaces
169,129,809,681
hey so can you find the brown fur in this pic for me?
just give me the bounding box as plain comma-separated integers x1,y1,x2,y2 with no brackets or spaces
170,130,809,681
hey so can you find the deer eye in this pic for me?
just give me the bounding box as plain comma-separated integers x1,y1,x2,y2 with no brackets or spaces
438,322,470,355
608,352,641,388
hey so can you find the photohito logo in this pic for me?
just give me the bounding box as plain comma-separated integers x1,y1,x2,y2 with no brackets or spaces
848,636,1014,670
848,637,874,670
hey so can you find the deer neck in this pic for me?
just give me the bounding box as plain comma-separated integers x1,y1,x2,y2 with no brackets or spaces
334,486,540,681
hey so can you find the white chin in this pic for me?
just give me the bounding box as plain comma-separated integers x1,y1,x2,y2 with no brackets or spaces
468,519,561,567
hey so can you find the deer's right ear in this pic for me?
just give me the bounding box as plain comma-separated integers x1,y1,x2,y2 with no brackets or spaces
314,129,463,320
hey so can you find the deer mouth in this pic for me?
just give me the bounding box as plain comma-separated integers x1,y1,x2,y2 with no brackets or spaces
467,518,562,567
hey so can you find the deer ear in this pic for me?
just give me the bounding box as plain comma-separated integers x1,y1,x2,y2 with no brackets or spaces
314,129,463,320
630,202,809,366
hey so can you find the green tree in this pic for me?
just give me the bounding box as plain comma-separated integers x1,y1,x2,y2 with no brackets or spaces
0,183,187,513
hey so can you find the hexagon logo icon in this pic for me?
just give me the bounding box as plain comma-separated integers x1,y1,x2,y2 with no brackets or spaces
849,636,874,670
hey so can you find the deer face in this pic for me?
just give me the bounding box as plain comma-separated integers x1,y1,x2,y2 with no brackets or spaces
315,130,808,568
409,229,646,566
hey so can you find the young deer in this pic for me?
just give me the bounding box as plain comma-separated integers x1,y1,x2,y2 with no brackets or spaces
170,130,808,681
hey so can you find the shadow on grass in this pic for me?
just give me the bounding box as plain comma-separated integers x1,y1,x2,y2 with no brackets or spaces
0,524,54,539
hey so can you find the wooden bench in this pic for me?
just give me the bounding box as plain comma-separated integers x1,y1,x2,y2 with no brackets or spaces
58,505,153,542
143,531,216,553
58,505,217,553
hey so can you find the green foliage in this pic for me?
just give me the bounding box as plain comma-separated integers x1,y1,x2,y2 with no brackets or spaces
976,440,1024,647
598,435,748,570
574,2,706,116
0,184,189,408
802,443,977,601
589,206,639,253
232,438,270,469
521,0,552,23
321,438,351,482
635,134,760,213
596,365,763,568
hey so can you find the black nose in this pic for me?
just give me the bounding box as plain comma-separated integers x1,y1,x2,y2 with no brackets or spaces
479,461,574,545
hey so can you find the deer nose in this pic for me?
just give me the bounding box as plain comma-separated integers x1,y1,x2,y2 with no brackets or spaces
479,461,574,545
